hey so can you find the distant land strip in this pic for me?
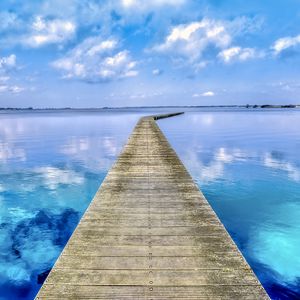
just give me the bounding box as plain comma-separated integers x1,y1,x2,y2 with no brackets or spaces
0,104,299,111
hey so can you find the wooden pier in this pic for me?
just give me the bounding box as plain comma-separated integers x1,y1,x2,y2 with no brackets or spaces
36,113,269,299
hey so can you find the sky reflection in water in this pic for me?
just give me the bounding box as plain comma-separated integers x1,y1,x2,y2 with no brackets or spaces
0,109,300,299
159,110,300,300
0,111,142,299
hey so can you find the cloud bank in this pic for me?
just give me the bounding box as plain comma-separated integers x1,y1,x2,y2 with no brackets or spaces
52,37,138,82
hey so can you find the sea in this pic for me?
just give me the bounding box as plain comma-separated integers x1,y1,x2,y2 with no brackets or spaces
0,108,299,299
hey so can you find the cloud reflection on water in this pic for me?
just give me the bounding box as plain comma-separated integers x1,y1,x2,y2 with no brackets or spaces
0,111,141,299
159,110,300,299
264,152,300,182
1,110,300,299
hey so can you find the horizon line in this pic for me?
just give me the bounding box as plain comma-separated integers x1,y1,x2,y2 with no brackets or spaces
0,104,299,110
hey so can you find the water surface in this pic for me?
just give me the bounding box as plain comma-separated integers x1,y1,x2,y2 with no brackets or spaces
0,109,300,299
0,111,142,299
159,109,300,300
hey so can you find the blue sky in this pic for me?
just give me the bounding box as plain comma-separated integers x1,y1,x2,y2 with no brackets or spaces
0,0,300,107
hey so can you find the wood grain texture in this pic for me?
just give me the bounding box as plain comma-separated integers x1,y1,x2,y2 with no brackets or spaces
36,114,269,299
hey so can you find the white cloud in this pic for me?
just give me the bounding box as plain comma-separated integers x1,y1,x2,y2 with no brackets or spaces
0,54,17,70
121,0,186,9
23,16,76,48
0,85,25,94
227,15,264,37
152,16,264,69
152,68,163,76
153,18,231,62
193,91,215,97
0,76,10,82
0,54,25,94
52,36,138,82
272,34,300,55
202,91,215,97
87,39,117,56
0,0,187,37
10,86,25,93
0,85,7,93
0,11,21,32
218,46,263,63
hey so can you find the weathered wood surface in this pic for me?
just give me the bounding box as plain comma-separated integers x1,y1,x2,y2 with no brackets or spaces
36,114,269,299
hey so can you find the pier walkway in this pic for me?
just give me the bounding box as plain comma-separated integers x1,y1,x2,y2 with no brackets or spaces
36,113,269,299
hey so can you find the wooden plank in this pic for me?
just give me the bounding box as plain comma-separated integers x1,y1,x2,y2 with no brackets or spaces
36,114,269,299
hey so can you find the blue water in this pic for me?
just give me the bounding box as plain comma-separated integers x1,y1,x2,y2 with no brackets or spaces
0,111,142,299
159,109,300,300
0,109,300,299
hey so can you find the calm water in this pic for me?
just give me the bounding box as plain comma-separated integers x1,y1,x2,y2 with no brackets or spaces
0,111,143,299
159,110,300,300
0,109,299,299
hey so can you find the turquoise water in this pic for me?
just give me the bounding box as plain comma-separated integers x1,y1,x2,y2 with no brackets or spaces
159,109,300,300
0,109,299,299
0,111,142,299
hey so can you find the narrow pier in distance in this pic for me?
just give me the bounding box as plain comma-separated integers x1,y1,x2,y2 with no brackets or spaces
36,113,269,299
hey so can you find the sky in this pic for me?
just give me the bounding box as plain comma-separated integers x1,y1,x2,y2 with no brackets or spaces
0,0,300,108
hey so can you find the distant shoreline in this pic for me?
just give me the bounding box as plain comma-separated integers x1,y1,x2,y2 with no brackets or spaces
0,104,299,111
